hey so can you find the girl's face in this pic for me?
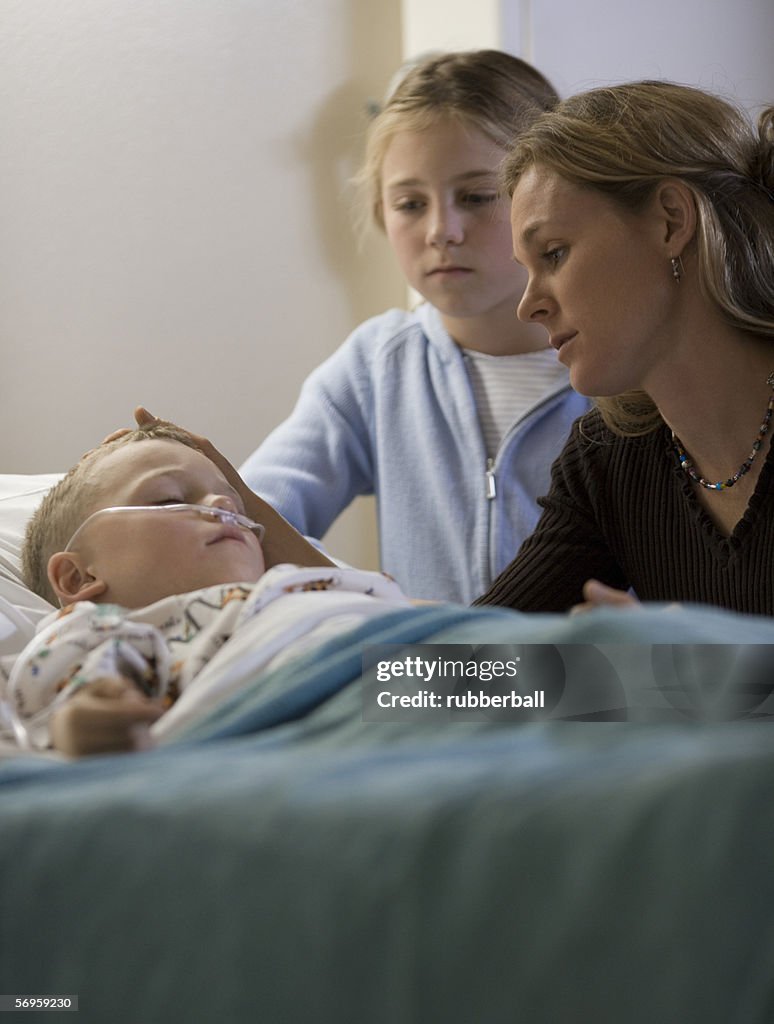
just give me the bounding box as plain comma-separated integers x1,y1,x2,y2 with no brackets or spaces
380,118,533,345
511,165,677,397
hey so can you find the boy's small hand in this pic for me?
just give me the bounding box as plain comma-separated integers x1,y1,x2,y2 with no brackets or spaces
49,676,164,757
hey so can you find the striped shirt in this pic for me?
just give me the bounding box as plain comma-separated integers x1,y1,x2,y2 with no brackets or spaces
463,347,569,459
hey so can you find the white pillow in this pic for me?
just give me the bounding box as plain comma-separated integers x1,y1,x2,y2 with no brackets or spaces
0,474,62,648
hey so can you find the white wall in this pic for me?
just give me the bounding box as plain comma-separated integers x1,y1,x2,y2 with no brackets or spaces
524,0,773,112
1,0,405,567
403,0,772,110
401,0,503,53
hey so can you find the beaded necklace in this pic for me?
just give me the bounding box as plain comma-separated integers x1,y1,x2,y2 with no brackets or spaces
672,372,774,491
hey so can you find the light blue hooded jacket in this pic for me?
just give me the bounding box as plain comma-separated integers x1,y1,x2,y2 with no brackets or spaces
240,304,590,604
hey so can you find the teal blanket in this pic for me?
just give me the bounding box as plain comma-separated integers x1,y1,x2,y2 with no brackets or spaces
1,603,773,1023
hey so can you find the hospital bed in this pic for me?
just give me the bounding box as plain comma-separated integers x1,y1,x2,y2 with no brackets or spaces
1,472,773,1024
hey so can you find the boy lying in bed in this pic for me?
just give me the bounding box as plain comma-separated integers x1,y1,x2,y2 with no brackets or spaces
7,423,410,756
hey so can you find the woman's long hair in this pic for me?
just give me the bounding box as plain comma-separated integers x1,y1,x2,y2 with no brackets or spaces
502,81,774,436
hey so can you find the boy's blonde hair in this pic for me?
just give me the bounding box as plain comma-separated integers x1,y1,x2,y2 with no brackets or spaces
23,424,201,605
500,80,774,436
355,49,558,233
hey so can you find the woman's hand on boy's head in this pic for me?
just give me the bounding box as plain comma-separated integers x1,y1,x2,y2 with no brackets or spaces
125,406,247,497
49,676,164,758
119,407,334,570
95,405,253,509
80,406,160,459
99,405,254,517
128,409,330,565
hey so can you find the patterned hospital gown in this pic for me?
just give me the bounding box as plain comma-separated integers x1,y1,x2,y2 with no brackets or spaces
8,564,410,749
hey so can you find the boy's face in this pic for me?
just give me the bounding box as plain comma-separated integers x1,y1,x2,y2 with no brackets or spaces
59,440,265,608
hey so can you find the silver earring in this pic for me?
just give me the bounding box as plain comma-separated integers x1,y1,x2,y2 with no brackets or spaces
670,256,683,283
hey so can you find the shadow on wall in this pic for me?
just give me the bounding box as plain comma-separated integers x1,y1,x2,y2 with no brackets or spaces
293,0,407,329
290,76,399,571
281,1,407,571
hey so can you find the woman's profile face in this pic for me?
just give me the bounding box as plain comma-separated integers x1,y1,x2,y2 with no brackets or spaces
510,165,680,397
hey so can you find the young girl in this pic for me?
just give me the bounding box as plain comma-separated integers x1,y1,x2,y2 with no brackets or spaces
475,81,774,615
239,50,589,604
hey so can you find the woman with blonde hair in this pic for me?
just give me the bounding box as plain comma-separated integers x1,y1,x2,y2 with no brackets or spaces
475,81,774,614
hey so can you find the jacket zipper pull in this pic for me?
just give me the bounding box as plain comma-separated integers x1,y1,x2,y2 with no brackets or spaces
485,459,497,500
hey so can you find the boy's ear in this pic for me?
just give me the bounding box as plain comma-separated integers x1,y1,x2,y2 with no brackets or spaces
47,552,108,606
